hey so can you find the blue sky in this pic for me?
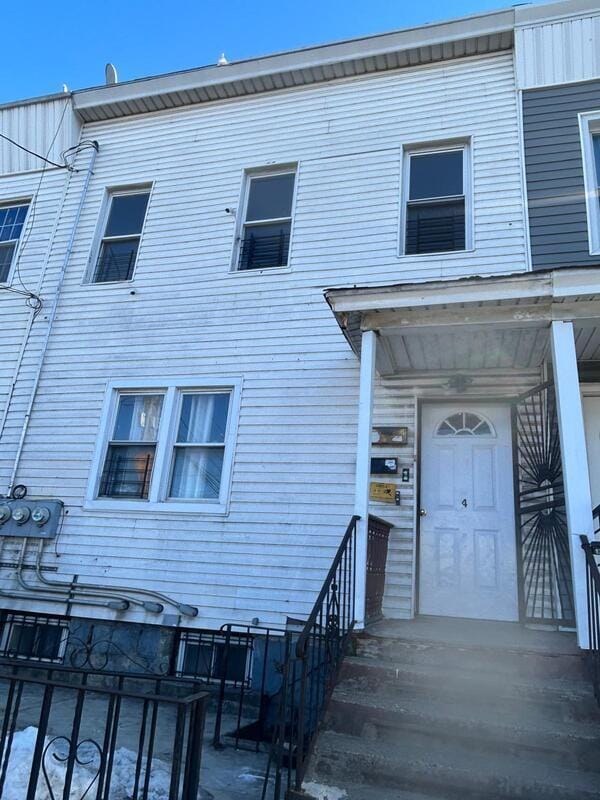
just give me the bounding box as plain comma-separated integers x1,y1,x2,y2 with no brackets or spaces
3,0,547,104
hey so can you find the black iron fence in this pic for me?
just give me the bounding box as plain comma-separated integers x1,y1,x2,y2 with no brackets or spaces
261,515,359,800
581,531,600,706
0,659,208,799
365,515,392,624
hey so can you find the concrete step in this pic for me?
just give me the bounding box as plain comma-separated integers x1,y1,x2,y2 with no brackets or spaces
309,729,600,800
325,689,600,773
338,656,599,721
353,634,587,683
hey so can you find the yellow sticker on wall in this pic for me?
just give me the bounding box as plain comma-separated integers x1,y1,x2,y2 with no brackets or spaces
369,481,396,503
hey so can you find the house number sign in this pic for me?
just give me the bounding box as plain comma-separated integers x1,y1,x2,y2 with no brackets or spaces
369,482,396,503
372,426,408,446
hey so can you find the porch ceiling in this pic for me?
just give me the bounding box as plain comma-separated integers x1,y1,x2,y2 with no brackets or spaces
325,269,600,375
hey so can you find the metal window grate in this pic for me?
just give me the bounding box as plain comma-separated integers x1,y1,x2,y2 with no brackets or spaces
238,230,291,270
0,611,68,663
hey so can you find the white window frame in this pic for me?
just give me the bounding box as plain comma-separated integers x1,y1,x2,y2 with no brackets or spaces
85,184,153,284
579,111,600,255
85,377,242,515
399,140,473,258
231,164,298,273
0,199,31,286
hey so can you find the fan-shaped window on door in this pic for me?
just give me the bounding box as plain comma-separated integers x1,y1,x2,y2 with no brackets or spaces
435,412,494,437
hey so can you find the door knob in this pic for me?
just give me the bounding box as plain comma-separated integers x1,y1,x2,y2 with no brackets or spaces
419,508,427,517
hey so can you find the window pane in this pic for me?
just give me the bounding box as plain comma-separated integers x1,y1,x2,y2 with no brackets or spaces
113,394,163,442
94,238,140,282
0,204,28,242
104,192,149,237
213,642,248,682
177,393,230,444
0,241,16,282
409,151,463,200
182,642,214,678
405,198,465,254
239,221,291,270
99,444,156,498
594,134,600,190
246,173,295,221
170,447,224,499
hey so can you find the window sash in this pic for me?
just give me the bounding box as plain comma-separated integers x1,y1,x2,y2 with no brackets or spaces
403,146,468,255
0,203,29,282
236,169,296,271
92,190,149,282
93,384,236,509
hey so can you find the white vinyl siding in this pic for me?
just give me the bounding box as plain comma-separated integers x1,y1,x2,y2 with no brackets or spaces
3,53,528,628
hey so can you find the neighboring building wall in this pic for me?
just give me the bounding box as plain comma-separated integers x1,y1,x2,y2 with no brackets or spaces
523,80,600,270
4,52,528,630
0,96,81,176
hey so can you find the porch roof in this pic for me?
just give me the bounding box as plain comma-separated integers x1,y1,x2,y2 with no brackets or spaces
325,267,600,374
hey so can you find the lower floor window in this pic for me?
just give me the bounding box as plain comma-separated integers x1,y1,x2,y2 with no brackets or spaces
91,380,239,510
177,631,252,685
0,612,68,662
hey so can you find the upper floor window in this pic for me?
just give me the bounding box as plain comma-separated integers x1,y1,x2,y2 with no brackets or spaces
88,379,240,514
580,112,600,254
0,202,29,283
402,145,469,256
92,188,150,283
236,168,296,271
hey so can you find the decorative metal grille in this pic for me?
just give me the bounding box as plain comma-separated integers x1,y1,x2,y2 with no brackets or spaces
513,381,575,626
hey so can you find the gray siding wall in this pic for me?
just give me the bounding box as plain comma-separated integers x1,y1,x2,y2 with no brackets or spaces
523,79,600,270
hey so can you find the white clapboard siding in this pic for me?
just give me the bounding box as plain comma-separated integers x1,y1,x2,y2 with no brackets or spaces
0,168,71,482
3,53,530,630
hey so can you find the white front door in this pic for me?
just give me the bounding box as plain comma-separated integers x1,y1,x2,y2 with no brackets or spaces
419,403,519,621
583,393,600,510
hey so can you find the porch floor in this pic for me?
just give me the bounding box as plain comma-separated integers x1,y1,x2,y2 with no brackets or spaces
364,615,579,654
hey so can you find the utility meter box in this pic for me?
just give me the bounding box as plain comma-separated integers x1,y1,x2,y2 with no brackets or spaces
0,499,64,539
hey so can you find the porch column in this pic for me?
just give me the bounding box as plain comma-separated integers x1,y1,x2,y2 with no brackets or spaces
354,329,376,629
551,320,594,648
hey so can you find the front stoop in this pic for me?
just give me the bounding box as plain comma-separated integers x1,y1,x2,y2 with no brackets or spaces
304,620,600,800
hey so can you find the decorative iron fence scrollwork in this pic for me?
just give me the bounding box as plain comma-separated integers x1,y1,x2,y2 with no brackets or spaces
513,381,575,626
0,660,208,800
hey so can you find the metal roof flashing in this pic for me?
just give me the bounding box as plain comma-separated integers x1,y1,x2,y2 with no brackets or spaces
71,7,516,122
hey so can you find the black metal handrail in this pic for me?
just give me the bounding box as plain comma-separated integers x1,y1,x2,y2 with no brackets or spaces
581,535,600,706
262,515,359,799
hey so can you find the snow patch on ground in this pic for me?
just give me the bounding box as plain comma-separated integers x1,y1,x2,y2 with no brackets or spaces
2,727,173,800
303,780,348,800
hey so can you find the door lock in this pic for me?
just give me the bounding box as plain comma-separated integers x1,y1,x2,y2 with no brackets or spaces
461,498,468,508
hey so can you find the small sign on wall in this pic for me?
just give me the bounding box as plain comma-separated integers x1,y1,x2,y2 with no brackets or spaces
369,481,396,503
372,426,408,446
371,457,398,475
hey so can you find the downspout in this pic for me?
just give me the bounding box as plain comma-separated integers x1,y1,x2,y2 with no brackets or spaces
7,142,99,497
0,164,74,447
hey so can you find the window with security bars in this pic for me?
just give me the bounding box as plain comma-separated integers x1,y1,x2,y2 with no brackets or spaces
0,612,68,663
94,383,236,508
177,630,252,685
99,393,164,499
0,203,29,282
404,148,467,255
92,189,150,282
237,169,296,270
